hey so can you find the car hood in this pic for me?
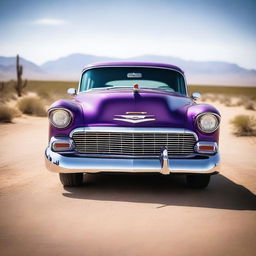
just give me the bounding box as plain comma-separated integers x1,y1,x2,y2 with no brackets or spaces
74,89,194,127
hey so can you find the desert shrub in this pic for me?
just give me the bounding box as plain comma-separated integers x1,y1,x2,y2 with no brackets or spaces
0,105,17,123
236,96,246,107
0,81,17,103
208,94,218,102
37,90,53,100
200,93,214,102
200,94,209,102
0,92,17,104
235,96,256,110
7,106,22,118
218,95,231,105
188,85,256,98
244,101,255,111
230,115,256,136
17,96,46,116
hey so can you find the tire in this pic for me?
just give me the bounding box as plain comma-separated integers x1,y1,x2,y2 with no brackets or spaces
59,173,84,187
186,174,210,189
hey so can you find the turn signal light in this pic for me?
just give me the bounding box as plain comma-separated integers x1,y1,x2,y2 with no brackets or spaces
51,137,74,152
198,145,215,151
54,142,70,149
195,142,218,154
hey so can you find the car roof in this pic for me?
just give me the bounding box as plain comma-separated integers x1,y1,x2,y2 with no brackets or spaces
84,61,184,74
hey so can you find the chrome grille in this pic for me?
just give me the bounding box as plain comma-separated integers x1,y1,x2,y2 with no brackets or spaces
72,131,196,156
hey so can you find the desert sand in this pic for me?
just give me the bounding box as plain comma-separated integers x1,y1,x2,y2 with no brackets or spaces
0,102,255,256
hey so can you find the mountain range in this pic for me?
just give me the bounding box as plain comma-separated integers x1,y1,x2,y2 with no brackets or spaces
1,54,256,86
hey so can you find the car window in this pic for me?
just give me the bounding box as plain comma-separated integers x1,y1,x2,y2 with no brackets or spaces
80,67,186,95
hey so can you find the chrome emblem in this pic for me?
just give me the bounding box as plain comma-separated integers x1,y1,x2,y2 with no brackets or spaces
114,112,156,123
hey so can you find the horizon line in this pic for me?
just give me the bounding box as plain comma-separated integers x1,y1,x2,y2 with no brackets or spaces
1,53,255,71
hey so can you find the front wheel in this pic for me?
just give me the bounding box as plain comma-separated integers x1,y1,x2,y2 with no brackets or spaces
59,173,84,187
186,174,210,189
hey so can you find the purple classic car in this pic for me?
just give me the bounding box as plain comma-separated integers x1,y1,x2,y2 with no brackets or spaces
45,62,221,188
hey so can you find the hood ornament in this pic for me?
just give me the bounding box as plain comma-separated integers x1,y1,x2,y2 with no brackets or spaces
114,112,156,123
133,84,139,93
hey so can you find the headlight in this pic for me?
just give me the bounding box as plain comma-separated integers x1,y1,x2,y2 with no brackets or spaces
49,108,72,129
197,113,220,133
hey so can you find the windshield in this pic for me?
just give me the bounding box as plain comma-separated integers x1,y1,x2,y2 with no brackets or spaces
80,67,186,95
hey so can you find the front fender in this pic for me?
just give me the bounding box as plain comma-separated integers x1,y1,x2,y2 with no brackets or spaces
48,99,85,139
187,103,221,142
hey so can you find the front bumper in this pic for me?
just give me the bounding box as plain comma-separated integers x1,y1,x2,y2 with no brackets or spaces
45,147,220,175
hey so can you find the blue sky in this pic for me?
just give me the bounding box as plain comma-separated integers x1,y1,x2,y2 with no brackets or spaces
0,0,256,69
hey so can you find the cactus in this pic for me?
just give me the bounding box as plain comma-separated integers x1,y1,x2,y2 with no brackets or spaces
15,55,27,97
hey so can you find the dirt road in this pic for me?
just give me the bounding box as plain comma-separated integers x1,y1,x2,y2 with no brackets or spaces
0,104,256,256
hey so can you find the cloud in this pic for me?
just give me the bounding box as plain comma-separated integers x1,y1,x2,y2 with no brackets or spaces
34,18,66,26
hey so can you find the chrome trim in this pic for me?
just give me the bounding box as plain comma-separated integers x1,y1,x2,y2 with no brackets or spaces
69,127,199,140
127,72,142,78
160,147,169,175
191,92,201,101
48,107,73,129
114,114,155,119
126,112,147,115
194,141,218,154
67,88,77,96
70,127,198,157
196,112,221,134
60,153,200,159
114,112,156,123
113,117,156,123
50,137,75,152
78,65,188,96
45,147,220,174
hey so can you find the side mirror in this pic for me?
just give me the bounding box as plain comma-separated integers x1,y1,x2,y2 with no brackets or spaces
67,88,77,96
191,92,201,100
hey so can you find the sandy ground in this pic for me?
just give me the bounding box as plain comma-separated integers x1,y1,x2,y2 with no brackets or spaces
0,103,255,256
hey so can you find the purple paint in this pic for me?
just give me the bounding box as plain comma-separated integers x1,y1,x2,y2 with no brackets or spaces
48,62,220,143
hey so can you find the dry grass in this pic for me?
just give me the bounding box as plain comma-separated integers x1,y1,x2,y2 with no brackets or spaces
244,101,256,111
189,85,256,109
1,80,256,102
0,80,74,105
218,95,233,106
200,93,218,102
235,96,246,107
200,93,255,110
230,115,256,136
1,81,255,120
0,81,17,103
188,85,256,98
17,96,47,116
0,104,18,123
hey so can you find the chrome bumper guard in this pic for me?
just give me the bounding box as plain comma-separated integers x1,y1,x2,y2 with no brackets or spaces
45,147,220,175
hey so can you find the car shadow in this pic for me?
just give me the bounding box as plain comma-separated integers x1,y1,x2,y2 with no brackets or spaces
63,173,256,210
